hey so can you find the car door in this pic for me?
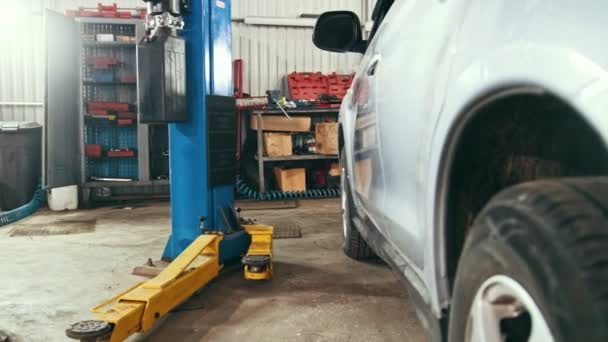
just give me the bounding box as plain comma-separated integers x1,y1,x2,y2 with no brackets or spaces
350,5,388,231
366,0,468,272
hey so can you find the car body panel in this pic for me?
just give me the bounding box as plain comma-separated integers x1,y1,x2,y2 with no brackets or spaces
339,0,608,320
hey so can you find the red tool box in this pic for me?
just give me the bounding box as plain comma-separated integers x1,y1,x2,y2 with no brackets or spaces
88,57,120,70
117,119,134,126
120,76,137,84
117,11,132,18
89,102,130,112
107,149,135,158
117,112,137,120
85,144,103,158
287,72,329,101
65,3,140,19
327,73,355,100
98,3,118,17
89,109,109,116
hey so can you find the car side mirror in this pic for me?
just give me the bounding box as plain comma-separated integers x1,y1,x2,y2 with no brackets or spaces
313,11,366,54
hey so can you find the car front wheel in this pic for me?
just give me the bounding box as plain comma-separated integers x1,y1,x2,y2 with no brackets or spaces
449,178,608,342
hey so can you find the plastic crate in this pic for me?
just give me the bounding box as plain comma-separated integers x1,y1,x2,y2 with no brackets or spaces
327,73,354,100
93,70,114,83
116,158,138,179
87,157,138,180
287,72,329,101
87,159,112,178
116,127,138,148
85,144,103,158
85,125,137,149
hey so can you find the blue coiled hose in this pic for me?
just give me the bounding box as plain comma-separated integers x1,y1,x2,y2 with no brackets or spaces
0,186,46,227
237,179,341,201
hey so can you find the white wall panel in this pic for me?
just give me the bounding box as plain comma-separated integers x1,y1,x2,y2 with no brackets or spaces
0,1,46,123
232,0,365,96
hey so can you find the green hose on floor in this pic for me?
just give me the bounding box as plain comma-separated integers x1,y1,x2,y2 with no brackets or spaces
0,185,45,227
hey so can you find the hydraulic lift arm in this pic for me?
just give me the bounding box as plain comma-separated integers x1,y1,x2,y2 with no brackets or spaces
66,226,273,342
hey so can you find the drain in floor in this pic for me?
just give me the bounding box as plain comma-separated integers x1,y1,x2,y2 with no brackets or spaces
272,221,302,239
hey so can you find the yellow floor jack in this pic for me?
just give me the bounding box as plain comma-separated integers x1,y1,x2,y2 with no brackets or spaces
65,225,273,342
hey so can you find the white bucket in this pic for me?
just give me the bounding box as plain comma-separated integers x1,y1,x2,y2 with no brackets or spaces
47,185,78,211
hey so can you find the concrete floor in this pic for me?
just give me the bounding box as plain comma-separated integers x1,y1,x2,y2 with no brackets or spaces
0,199,427,342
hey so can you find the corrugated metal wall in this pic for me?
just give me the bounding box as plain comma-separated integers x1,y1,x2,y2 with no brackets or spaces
0,2,46,124
0,0,370,124
232,0,367,96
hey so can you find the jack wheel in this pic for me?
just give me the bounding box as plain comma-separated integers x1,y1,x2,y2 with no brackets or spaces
66,320,112,341
242,255,270,273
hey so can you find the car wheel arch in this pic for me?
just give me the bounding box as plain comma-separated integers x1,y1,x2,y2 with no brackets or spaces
433,84,608,308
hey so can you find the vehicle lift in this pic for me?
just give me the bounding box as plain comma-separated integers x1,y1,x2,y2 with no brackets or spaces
65,1,273,341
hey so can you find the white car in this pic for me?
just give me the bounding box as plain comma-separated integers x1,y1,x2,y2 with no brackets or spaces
313,1,608,341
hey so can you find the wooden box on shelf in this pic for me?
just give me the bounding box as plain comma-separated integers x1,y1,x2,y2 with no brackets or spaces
329,162,341,176
315,122,339,155
274,167,306,192
263,133,292,157
251,115,311,132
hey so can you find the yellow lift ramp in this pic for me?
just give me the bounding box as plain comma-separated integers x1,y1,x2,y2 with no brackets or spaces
66,225,273,342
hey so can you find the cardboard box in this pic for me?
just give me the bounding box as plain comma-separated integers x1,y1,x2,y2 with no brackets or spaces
251,115,311,132
263,133,292,157
315,122,339,155
96,33,115,42
116,35,136,43
274,167,306,192
329,162,341,176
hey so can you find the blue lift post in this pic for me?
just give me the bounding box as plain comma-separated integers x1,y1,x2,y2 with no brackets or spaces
65,2,273,340
163,0,248,261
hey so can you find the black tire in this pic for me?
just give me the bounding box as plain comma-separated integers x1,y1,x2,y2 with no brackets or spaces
341,149,374,260
449,178,608,342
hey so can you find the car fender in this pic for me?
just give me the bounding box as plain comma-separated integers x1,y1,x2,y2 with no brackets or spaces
426,43,608,313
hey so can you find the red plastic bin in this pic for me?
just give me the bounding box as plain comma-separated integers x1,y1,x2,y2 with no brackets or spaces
89,109,109,116
85,144,103,158
98,3,118,17
88,102,130,112
117,119,134,126
287,72,329,101
117,112,137,120
88,57,120,70
327,73,354,100
79,10,100,17
107,149,135,158
117,11,133,19
120,76,136,84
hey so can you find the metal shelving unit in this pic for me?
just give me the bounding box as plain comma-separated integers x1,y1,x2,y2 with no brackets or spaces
251,108,339,192
75,17,169,205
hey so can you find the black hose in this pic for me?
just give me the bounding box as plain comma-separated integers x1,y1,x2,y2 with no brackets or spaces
237,179,340,201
